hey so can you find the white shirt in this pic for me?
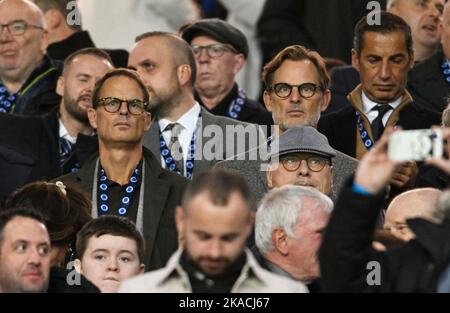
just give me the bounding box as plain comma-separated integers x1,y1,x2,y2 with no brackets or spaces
158,102,201,173
59,119,77,144
361,91,403,126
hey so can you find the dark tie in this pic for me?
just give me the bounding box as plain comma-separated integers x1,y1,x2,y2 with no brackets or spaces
166,123,184,174
59,137,75,166
371,105,392,141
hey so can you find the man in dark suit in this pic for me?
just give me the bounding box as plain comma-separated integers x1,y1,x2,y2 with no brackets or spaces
318,12,441,159
128,31,263,180
56,69,187,271
408,1,450,113
318,12,441,193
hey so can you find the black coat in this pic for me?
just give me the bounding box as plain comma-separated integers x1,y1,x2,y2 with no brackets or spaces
42,107,99,175
319,178,450,292
47,31,129,68
0,113,60,207
47,267,100,293
408,50,449,113
11,55,62,116
55,148,188,271
324,65,360,115
257,0,385,65
318,101,441,158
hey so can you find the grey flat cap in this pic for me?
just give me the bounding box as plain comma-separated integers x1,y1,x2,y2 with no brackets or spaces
271,126,337,159
181,18,249,58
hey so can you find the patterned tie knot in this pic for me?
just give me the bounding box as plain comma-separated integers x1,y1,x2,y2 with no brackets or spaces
166,123,184,164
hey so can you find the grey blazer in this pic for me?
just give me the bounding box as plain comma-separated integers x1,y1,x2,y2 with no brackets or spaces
143,107,264,177
215,144,358,208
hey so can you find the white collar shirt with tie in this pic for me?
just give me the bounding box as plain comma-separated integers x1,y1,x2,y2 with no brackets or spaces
361,91,403,126
158,102,201,173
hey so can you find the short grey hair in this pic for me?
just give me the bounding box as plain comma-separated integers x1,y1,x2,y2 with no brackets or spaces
255,185,333,255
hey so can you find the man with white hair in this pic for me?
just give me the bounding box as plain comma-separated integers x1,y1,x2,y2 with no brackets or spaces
384,188,442,241
254,185,333,292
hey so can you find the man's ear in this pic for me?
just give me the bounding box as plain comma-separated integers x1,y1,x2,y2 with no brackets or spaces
320,89,331,112
56,76,65,97
175,206,185,247
266,169,273,188
144,112,152,131
139,263,145,274
232,54,245,74
351,49,360,72
263,90,273,112
87,108,98,129
177,64,192,87
74,259,83,274
272,228,289,255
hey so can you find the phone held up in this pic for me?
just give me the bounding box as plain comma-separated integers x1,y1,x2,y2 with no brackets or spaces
388,129,443,162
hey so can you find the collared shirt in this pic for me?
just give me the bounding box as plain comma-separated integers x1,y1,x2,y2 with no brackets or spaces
59,119,77,144
361,91,403,126
119,248,309,293
158,102,201,172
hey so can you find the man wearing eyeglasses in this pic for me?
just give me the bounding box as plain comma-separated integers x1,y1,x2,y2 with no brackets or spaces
216,45,358,206
55,68,187,272
267,127,335,197
180,18,273,128
0,0,61,115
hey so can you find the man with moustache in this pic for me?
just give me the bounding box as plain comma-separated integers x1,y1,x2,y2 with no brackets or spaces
44,47,114,174
120,169,308,293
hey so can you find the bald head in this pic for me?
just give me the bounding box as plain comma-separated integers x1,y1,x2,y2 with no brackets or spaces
0,0,46,27
384,188,442,241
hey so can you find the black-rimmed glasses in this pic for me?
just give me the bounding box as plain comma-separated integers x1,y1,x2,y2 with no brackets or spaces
270,82,324,99
97,97,147,115
0,20,44,36
191,44,237,58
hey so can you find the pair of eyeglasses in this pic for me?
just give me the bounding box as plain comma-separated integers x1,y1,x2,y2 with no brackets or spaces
97,97,147,115
280,155,330,172
0,20,43,36
269,82,324,99
191,44,237,58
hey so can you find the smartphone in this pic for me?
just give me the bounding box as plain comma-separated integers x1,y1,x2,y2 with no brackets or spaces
388,129,443,161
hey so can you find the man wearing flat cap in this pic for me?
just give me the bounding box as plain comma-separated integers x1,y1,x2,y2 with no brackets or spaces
267,126,335,196
181,18,273,128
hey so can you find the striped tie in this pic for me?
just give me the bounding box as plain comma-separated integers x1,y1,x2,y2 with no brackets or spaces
60,137,75,166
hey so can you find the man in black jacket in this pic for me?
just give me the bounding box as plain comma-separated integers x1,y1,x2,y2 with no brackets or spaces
319,127,450,292
0,0,61,115
408,1,450,113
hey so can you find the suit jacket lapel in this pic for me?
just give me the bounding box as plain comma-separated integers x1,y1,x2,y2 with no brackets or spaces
141,150,171,267
143,123,161,160
193,108,216,176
